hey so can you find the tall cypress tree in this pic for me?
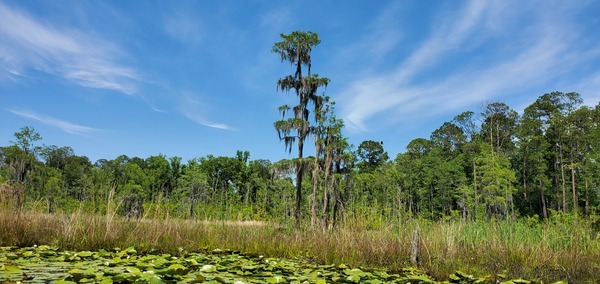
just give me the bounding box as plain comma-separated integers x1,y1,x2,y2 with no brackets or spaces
273,31,330,227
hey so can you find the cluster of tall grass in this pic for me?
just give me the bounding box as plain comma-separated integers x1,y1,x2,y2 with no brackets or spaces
1,200,599,283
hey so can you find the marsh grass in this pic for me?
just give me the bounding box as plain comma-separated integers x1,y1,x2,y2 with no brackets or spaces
0,206,598,283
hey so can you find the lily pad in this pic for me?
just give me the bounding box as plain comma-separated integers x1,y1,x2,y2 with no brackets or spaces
266,275,286,283
67,268,96,282
1,265,21,274
162,263,191,275
0,245,562,283
78,251,94,258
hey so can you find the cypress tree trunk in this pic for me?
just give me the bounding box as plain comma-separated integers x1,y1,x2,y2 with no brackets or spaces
570,148,577,215
540,179,548,219
585,179,589,217
294,159,303,228
559,142,567,213
311,144,320,228
473,159,478,220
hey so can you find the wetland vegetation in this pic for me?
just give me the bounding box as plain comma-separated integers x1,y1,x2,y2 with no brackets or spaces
1,31,600,282
0,208,597,282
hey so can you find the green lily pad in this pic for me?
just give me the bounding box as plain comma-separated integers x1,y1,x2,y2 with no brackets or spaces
500,280,532,284
141,272,165,284
5,253,18,260
196,274,207,281
403,274,436,283
266,275,286,283
346,274,361,283
103,268,123,276
123,247,137,255
152,257,170,268
78,251,94,258
67,268,96,282
1,265,21,273
0,245,558,283
126,266,142,275
162,263,191,275
344,268,366,277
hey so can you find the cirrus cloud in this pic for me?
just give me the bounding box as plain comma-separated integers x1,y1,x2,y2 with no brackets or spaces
0,2,143,95
8,109,103,136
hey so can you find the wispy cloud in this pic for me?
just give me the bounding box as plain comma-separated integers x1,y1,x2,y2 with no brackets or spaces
183,111,233,130
8,109,102,136
573,70,600,105
337,1,598,131
151,107,167,113
338,1,492,131
0,2,142,95
388,1,490,85
184,114,232,130
179,93,233,131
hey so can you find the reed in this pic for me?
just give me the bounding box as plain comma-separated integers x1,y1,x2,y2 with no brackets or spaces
0,208,598,283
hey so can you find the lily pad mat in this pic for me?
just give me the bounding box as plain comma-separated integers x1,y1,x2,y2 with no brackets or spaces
0,246,558,283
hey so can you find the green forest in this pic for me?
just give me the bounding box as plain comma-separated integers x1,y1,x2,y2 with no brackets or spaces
2,90,599,226
1,31,600,283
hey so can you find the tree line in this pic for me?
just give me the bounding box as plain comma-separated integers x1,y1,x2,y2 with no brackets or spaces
1,31,599,229
1,93,598,226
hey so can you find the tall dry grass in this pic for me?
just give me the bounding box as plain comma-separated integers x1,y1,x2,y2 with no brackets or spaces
0,205,598,282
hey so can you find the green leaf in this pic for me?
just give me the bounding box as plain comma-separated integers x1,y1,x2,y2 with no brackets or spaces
22,250,35,257
242,265,258,271
186,258,199,267
152,257,170,268
344,268,365,277
5,253,18,260
78,251,94,258
500,280,532,284
126,267,141,275
449,273,461,281
67,268,96,282
163,263,190,275
144,275,165,284
404,274,436,283
1,265,21,273
103,268,122,276
346,274,361,283
123,247,137,255
266,275,286,283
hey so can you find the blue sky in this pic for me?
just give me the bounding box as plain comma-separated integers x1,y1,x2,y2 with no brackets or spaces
1,0,599,163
